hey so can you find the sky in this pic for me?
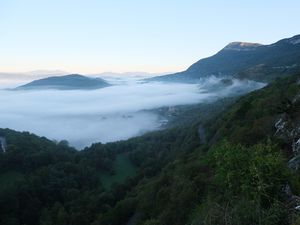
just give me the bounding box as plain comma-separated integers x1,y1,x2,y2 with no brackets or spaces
0,0,299,74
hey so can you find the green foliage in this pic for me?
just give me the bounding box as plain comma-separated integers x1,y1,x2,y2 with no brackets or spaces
189,141,290,225
209,141,288,201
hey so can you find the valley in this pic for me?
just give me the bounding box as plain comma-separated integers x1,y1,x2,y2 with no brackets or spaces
1,34,300,225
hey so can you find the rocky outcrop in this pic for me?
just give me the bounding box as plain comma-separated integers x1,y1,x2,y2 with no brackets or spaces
275,93,300,212
223,42,262,51
275,92,300,170
0,136,7,153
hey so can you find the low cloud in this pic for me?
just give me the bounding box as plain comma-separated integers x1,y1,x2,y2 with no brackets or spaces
0,77,265,149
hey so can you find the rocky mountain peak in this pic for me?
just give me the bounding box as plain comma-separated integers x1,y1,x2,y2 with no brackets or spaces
223,41,263,51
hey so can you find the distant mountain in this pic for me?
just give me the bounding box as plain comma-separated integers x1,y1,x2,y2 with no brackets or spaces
17,74,111,90
150,34,300,82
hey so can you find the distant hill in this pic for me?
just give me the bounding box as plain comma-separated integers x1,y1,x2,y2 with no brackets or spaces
17,74,111,90
150,34,300,82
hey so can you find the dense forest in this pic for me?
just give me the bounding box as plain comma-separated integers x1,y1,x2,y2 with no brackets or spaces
1,73,300,225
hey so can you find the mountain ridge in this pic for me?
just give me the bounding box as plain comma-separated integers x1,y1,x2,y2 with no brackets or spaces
149,34,300,83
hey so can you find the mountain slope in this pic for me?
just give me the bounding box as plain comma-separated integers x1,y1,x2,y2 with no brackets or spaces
151,35,300,82
17,74,111,90
96,73,300,225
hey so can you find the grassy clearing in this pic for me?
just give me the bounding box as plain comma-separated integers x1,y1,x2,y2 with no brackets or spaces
0,171,25,192
100,152,137,190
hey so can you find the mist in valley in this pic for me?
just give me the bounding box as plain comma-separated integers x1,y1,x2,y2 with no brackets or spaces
0,76,265,149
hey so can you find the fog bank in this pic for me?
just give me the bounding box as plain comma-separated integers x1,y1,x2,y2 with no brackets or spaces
0,77,265,149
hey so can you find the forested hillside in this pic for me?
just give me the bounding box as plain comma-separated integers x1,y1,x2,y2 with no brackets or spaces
1,74,300,225
92,74,300,225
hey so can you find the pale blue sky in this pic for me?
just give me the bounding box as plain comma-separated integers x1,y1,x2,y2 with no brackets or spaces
0,0,299,74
